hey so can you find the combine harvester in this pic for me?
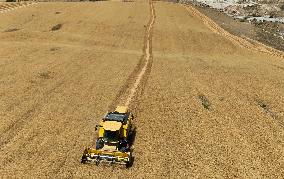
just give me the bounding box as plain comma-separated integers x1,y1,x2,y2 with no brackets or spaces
81,106,134,168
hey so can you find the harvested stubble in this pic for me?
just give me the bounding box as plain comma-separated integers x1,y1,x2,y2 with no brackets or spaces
0,1,284,178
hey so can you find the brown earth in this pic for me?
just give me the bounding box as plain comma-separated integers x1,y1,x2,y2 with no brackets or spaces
0,1,284,178
193,4,284,52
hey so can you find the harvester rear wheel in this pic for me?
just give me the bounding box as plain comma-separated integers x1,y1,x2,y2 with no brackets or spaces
126,153,134,168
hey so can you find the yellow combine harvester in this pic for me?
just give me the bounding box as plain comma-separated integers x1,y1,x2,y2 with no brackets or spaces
81,106,134,167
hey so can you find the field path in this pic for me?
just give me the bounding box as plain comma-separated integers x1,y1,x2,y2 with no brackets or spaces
124,0,155,107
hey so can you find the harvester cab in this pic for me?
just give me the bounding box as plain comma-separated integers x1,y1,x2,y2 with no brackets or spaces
81,106,134,167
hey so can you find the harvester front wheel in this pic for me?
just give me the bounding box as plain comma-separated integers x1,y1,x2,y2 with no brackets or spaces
126,154,134,168
95,157,100,166
81,158,86,164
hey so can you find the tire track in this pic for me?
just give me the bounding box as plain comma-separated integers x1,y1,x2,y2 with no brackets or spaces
184,5,284,59
124,0,155,107
109,0,156,110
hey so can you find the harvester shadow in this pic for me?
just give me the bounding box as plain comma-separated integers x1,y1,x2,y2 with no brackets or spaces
126,126,137,168
129,126,137,147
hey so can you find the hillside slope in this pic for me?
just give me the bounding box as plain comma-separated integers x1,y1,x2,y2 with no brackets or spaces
0,1,283,178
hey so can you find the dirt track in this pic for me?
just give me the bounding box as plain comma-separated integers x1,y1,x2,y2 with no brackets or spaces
0,1,284,178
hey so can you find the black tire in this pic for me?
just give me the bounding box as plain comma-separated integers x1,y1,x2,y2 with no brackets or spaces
95,159,100,166
126,154,134,168
96,138,104,150
81,158,86,164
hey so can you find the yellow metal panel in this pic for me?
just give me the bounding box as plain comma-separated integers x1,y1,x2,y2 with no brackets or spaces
123,124,128,129
122,124,128,138
103,121,122,131
99,127,104,138
115,106,128,113
85,148,130,158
